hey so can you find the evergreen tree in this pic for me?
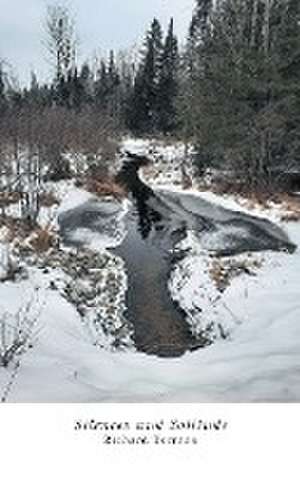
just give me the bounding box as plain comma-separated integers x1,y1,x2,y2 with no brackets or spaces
95,61,108,109
189,0,213,58
184,0,300,187
106,50,121,119
107,51,120,94
187,0,213,84
128,18,163,133
177,0,214,169
270,0,300,171
157,18,179,133
25,71,43,107
70,68,86,109
79,63,93,104
118,52,135,128
0,66,5,105
94,51,121,118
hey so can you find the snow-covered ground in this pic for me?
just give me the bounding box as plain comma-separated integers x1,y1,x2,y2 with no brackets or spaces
1,140,300,402
120,137,196,187
167,188,297,340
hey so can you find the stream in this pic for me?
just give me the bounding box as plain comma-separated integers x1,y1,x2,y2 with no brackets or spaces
58,155,296,357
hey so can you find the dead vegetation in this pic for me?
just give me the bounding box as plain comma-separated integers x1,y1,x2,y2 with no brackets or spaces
0,215,57,254
79,175,127,200
0,192,22,210
280,211,300,222
276,195,300,222
0,217,34,241
39,192,60,207
211,179,274,205
209,256,263,292
0,245,22,283
27,226,58,253
209,178,300,222
0,294,42,402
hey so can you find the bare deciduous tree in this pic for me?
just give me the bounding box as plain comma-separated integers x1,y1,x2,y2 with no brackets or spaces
45,3,77,83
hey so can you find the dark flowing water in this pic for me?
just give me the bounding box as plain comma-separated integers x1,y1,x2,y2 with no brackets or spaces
114,201,208,357
59,156,296,357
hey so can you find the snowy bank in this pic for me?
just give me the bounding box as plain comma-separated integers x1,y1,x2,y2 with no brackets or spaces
1,143,300,402
1,182,300,401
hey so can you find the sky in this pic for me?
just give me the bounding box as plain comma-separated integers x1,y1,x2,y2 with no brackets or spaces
0,0,195,86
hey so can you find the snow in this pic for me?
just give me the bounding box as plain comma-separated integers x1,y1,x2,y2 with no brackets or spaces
2,252,300,402
56,184,93,214
156,185,283,222
1,192,299,402
169,233,284,340
61,198,131,251
0,243,9,281
1,141,300,402
121,136,196,187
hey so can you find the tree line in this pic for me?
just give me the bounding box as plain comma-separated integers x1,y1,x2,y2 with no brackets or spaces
0,5,179,134
1,1,300,191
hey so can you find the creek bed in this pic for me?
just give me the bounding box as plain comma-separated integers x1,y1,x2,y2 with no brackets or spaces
58,158,296,357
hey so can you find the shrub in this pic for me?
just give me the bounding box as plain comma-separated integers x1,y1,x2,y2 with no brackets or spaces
0,245,21,282
85,177,127,200
0,296,40,368
28,226,57,253
39,192,60,207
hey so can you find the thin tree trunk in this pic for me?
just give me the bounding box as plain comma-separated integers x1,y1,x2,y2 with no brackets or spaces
250,0,259,48
263,0,272,56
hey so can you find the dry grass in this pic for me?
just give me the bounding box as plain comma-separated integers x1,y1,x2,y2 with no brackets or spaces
28,227,57,253
275,194,300,222
0,218,53,256
0,250,21,283
182,172,193,190
0,192,22,209
212,180,273,206
39,192,59,207
209,256,263,292
0,217,33,241
84,177,127,200
211,179,300,222
281,211,300,222
0,294,42,402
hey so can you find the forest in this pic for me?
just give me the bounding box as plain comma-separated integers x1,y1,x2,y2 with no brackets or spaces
1,0,300,207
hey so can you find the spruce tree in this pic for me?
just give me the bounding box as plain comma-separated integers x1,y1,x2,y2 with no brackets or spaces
106,50,121,119
157,18,179,133
0,66,6,115
118,53,135,128
128,18,163,133
94,51,122,119
95,61,108,109
186,0,300,187
107,51,120,94
0,66,5,103
188,0,213,75
269,0,300,172
181,0,215,171
79,63,93,105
